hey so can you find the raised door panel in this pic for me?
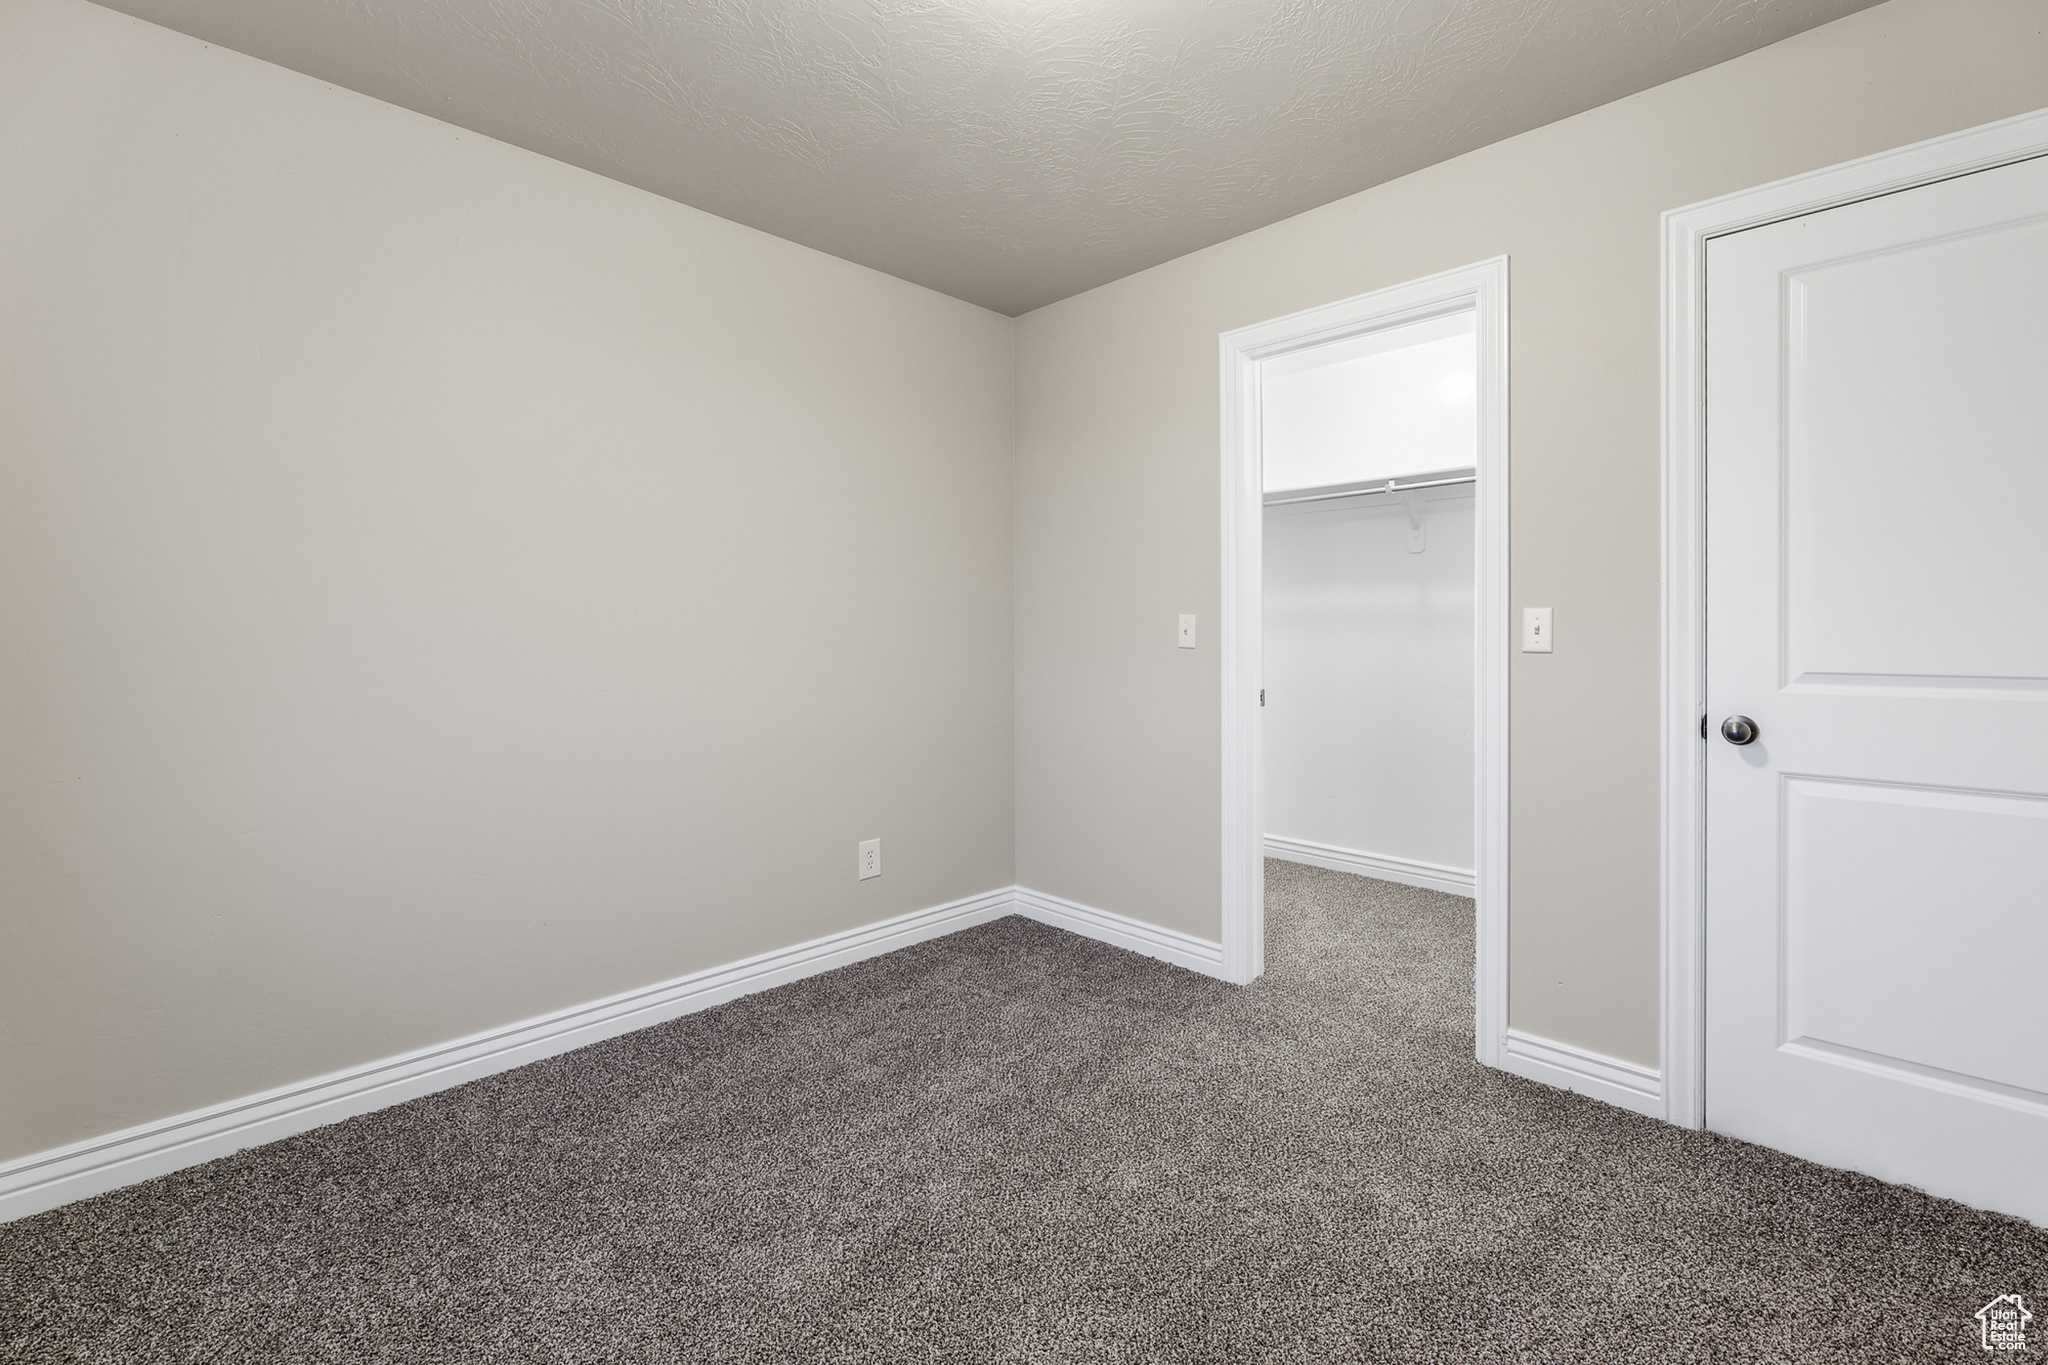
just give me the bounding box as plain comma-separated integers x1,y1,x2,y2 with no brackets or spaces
1784,215,2048,687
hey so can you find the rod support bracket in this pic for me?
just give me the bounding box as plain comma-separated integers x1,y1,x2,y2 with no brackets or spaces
1396,484,1426,552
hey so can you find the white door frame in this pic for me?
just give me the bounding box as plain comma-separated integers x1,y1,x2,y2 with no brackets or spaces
1659,107,2048,1130
1218,258,1511,1065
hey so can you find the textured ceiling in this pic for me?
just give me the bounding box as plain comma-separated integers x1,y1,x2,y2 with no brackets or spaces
97,0,1883,314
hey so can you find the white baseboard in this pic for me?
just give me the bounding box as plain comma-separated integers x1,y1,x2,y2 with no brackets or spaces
1499,1027,1664,1119
2,878,1664,1226
1011,886,1227,980
0,887,1015,1225
1264,835,1476,897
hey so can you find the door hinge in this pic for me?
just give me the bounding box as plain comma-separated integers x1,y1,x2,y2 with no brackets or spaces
1700,712,1708,740
1259,689,1266,707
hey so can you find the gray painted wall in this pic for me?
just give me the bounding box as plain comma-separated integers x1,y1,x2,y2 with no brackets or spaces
0,0,1015,1163
1012,0,2048,1068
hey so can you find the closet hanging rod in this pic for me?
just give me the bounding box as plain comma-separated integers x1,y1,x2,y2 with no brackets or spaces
1263,473,1476,507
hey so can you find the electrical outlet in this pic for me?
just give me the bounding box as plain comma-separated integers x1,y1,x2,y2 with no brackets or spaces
858,838,881,880
1177,613,1197,649
1522,607,1554,653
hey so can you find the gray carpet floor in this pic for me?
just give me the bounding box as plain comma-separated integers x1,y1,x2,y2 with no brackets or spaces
3,861,2043,1363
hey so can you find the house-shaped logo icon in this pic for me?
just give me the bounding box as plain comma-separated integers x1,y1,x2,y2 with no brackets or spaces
1976,1294,2032,1352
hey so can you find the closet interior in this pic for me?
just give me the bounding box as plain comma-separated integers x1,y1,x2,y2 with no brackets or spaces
1262,309,1478,897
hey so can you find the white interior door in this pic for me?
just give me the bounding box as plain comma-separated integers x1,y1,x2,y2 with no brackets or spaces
1704,152,2048,1224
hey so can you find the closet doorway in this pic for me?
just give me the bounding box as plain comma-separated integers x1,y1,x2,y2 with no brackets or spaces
1219,260,1509,1069
1261,312,1477,898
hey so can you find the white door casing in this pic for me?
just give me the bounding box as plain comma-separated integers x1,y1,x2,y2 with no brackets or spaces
1701,151,2048,1223
1664,106,2048,1132
1219,259,1508,1062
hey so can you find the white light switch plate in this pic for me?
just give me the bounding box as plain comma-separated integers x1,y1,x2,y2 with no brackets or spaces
858,839,881,880
1177,614,1196,649
1522,607,1553,653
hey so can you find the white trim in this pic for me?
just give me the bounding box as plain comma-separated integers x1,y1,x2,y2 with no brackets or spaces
1263,836,1475,897
1659,106,2048,1133
1219,259,1510,1063
0,884,1234,1224
1011,886,1228,979
1501,1028,1663,1119
0,887,1015,1225
1219,294,1267,988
